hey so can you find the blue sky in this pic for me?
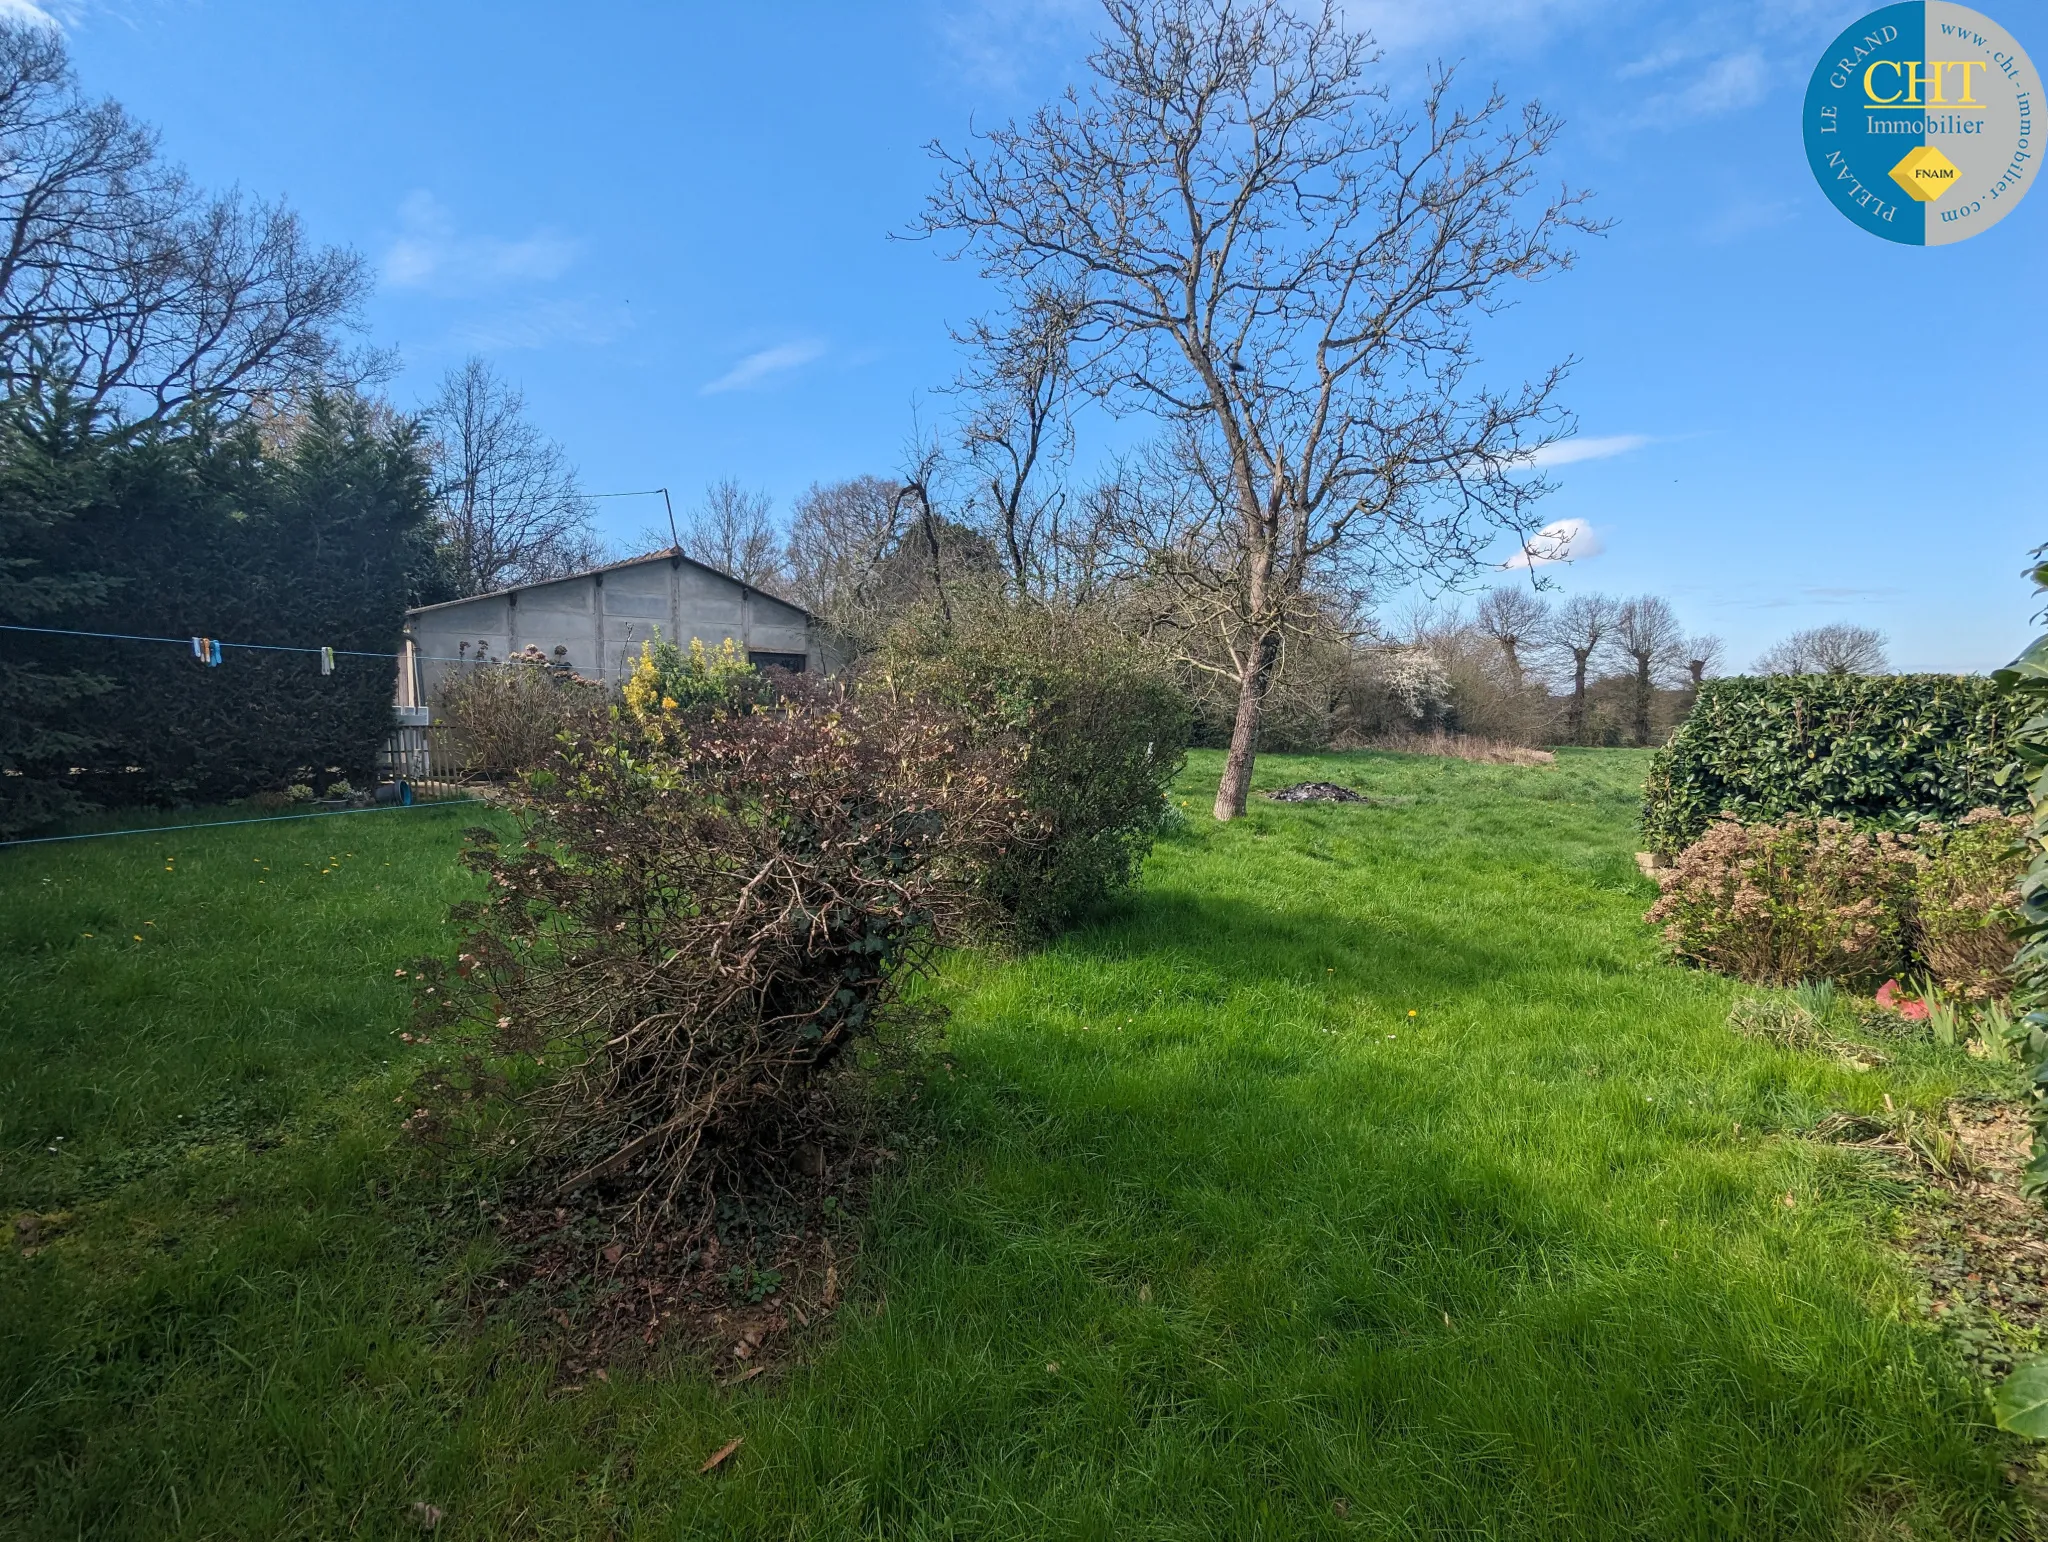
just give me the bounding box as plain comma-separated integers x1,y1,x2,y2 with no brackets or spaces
43,0,2048,671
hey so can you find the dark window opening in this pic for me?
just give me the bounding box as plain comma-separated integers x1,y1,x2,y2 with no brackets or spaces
747,650,807,673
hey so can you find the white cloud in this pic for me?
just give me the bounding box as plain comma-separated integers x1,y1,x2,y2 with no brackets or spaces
1525,433,1649,468
935,0,1094,91
383,191,578,294
1663,48,1768,114
0,0,62,26
700,340,826,395
1341,0,1605,51
1502,517,1603,569
446,299,630,352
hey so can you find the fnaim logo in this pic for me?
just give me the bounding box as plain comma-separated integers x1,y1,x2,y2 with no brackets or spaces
1804,3,2038,244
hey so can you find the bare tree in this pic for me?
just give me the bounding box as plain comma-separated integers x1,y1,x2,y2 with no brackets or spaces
919,0,1596,818
425,356,600,596
0,22,371,422
1545,593,1618,745
1754,623,1889,676
956,286,1082,597
682,478,785,590
1475,585,1550,689
1612,594,1685,746
785,474,905,623
1683,633,1725,688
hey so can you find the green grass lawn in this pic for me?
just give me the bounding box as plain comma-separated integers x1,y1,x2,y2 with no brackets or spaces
0,750,2032,1538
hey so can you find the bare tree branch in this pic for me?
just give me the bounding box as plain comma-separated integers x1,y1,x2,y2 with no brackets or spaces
916,0,1600,817
425,356,599,595
0,21,370,423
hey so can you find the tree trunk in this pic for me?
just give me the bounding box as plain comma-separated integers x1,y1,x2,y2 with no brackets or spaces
1213,631,1279,821
1567,653,1590,744
1632,660,1652,746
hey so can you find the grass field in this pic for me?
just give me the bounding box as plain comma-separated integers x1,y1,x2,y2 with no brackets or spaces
1,750,2033,1538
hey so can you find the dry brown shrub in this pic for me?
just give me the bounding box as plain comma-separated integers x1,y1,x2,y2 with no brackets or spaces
1339,729,1556,767
422,674,1030,1236
1644,817,1923,988
430,648,607,778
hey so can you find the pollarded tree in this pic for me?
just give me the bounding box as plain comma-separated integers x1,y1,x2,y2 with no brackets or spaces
1683,633,1725,688
1545,592,1618,745
1612,594,1685,746
1476,585,1550,690
918,0,1597,819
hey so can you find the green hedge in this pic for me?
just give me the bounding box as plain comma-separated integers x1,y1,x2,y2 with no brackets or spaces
0,389,441,832
1641,674,2023,854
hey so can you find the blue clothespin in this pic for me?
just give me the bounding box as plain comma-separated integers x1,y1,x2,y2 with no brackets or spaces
208,639,222,667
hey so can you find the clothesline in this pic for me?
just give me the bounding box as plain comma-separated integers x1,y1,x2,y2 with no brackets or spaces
0,796,486,849
0,622,493,666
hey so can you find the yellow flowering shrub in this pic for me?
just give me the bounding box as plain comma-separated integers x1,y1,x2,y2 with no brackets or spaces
623,632,758,722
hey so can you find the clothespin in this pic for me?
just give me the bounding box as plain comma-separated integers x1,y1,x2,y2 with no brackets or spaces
319,646,335,676
208,639,222,667
191,636,206,661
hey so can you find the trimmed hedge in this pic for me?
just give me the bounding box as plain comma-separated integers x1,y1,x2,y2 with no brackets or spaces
1641,674,2024,854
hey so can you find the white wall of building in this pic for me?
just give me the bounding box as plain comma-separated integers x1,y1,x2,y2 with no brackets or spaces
400,551,814,714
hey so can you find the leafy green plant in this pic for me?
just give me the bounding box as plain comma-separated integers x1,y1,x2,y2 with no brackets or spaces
620,630,762,721
1992,558,2048,1199
1994,1359,2048,1439
722,1265,784,1304
1914,809,2027,1000
1641,674,2023,855
874,603,1190,943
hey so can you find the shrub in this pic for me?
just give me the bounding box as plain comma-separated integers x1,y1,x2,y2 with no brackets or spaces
620,631,762,722
429,675,1027,1229
1641,674,2023,855
1916,808,2027,1000
431,649,606,777
1644,817,1923,989
873,603,1189,941
1343,729,1556,767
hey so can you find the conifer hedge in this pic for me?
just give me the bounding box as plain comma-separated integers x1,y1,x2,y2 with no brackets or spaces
0,388,443,833
1641,674,2024,854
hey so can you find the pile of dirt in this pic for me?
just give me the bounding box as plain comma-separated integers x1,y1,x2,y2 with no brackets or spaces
1265,782,1367,803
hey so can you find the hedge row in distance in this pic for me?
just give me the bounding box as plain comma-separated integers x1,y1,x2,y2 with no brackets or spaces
1641,674,2024,854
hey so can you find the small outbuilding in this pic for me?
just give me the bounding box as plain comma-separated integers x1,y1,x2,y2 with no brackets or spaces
396,548,818,717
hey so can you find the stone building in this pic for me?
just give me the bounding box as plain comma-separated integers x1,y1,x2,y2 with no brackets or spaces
395,548,816,717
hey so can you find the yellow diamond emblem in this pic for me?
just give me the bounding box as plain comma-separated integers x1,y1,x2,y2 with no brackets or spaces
1890,144,1961,202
